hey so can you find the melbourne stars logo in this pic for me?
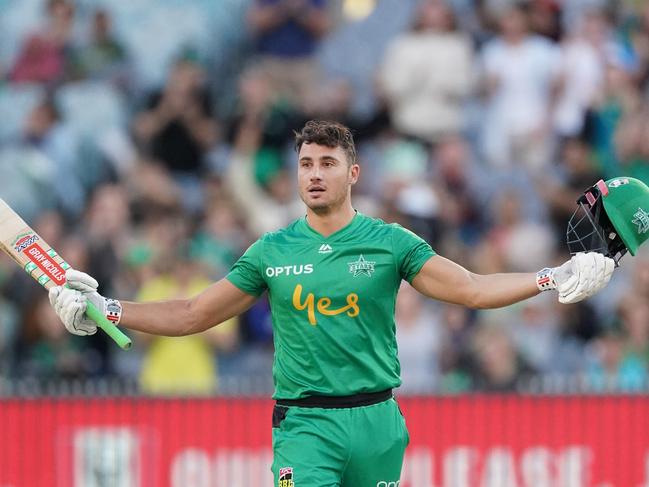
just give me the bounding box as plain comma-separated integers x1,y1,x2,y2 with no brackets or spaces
632,207,649,235
609,178,630,188
347,254,375,277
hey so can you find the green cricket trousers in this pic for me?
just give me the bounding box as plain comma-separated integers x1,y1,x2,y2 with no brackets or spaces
271,389,409,487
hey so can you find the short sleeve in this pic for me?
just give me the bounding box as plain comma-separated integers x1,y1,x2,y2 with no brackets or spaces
226,239,267,297
392,224,436,283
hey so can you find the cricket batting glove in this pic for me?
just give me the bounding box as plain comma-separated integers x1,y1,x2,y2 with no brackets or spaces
536,252,615,304
48,269,123,336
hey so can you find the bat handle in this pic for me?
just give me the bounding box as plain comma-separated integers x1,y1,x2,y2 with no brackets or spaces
85,301,132,350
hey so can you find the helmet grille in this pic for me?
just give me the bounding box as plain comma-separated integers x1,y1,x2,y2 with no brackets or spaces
566,188,628,265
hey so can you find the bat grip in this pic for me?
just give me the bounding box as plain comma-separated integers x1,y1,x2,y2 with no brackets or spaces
85,301,132,350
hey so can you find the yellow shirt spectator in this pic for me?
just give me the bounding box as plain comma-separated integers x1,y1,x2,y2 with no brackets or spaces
137,272,238,395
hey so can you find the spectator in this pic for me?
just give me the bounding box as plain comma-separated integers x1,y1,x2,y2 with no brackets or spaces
378,138,440,247
10,0,75,86
306,77,391,144
480,3,561,171
133,55,218,213
470,324,536,392
618,296,649,368
475,189,555,273
554,10,610,137
218,289,275,388
225,109,304,235
82,184,133,299
492,293,562,374
539,136,604,242
614,103,649,185
583,326,648,391
224,66,305,185
126,159,184,219
629,251,649,301
430,135,487,250
69,9,129,89
18,96,85,216
586,57,642,179
627,3,649,91
16,295,96,380
0,291,19,380
189,199,248,279
438,304,474,392
136,252,239,395
379,0,473,144
395,283,441,393
247,0,331,106
528,0,562,42
548,300,600,374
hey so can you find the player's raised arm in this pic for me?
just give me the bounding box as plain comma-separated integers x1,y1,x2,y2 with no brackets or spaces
411,252,614,309
410,177,649,308
48,269,257,337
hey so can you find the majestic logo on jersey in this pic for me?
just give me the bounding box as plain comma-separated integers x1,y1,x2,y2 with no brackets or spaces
347,254,375,277
266,264,313,277
292,284,359,325
278,467,294,487
632,208,649,235
318,243,333,254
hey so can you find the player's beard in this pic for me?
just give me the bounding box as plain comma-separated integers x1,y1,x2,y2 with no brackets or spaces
301,184,350,215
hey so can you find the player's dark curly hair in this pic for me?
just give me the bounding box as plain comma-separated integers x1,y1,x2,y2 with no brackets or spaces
294,120,357,166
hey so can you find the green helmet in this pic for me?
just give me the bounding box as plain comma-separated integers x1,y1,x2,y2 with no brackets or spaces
567,177,649,264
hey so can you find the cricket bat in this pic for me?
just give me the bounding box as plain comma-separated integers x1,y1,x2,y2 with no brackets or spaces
0,198,132,350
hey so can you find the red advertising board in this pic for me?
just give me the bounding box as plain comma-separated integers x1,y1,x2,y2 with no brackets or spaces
0,396,647,487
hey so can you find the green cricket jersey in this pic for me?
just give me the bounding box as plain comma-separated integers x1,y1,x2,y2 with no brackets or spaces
226,212,435,399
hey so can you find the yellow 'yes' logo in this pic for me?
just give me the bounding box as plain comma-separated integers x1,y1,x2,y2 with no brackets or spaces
292,284,360,325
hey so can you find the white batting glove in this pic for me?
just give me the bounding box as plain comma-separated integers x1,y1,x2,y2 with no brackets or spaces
48,269,122,336
536,252,615,304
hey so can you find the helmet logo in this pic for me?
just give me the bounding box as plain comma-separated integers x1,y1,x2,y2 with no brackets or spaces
609,178,630,188
632,208,649,235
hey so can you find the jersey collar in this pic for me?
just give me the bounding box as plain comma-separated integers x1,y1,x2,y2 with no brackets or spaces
300,210,361,241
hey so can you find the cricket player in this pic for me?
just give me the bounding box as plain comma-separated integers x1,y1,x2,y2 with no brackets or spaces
49,120,618,486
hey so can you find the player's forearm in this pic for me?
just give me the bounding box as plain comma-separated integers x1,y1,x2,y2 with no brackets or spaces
412,256,540,309
467,272,540,309
119,300,205,337
117,279,257,337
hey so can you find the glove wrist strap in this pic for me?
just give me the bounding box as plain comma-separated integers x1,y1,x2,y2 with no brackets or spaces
104,298,123,326
536,267,557,291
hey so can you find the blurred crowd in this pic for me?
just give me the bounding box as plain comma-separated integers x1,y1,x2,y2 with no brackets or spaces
0,0,648,395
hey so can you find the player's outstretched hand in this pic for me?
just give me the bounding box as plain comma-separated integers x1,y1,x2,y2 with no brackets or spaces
536,252,615,304
48,269,122,336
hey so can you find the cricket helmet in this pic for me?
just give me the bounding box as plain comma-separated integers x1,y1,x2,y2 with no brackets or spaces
566,177,649,264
